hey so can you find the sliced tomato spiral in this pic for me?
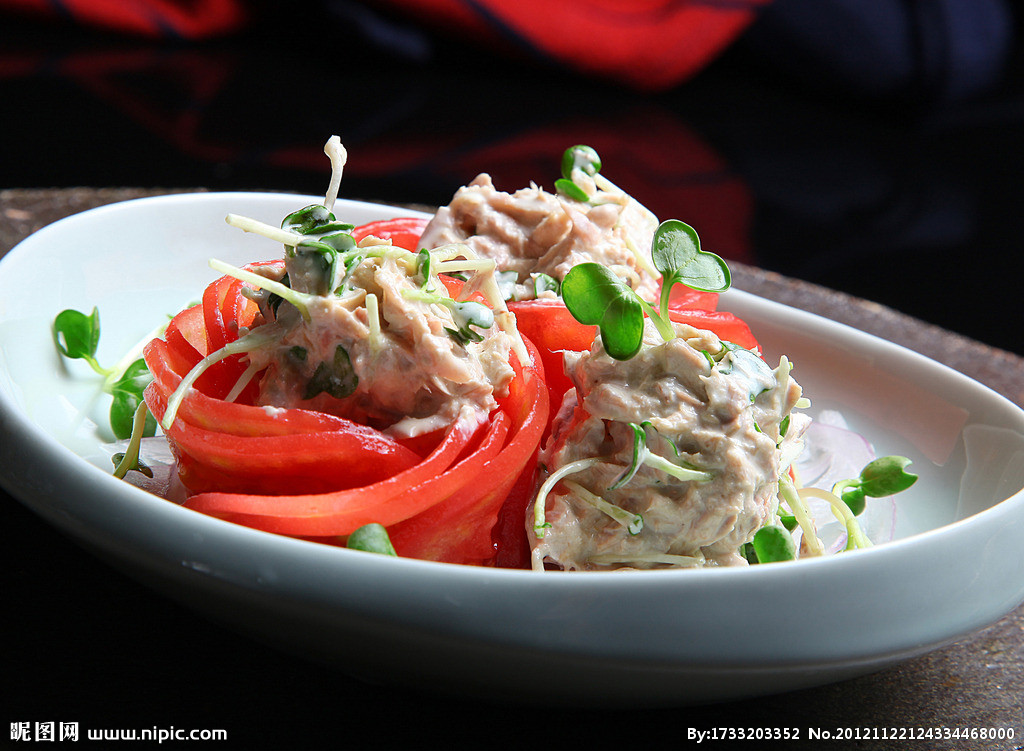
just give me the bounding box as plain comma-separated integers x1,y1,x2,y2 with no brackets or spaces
144,247,548,566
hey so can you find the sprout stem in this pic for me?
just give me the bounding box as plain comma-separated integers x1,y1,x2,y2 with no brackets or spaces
209,258,314,322
225,213,303,247
564,480,643,535
642,452,714,483
532,457,604,537
112,401,150,479
778,474,825,556
323,135,347,211
161,327,280,430
798,487,873,550
365,293,383,354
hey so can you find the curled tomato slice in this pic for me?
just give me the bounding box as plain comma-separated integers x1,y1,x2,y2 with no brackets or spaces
350,217,429,250
143,263,548,566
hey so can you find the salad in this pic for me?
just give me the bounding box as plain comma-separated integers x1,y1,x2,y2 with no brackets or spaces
53,138,917,570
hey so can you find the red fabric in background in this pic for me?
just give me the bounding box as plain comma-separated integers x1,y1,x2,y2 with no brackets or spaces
2,0,249,39
1,0,771,89
372,0,772,90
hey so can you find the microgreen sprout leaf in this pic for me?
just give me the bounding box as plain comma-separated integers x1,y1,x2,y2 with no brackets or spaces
715,341,776,402
346,523,397,556
653,220,731,319
452,301,494,331
53,307,106,374
859,456,919,496
335,254,364,294
109,359,157,440
495,270,519,301
402,287,494,347
832,456,918,516
562,220,733,359
554,178,590,202
319,232,357,252
282,204,345,235
304,344,358,400
556,145,601,203
416,248,433,290
751,525,797,563
561,144,601,178
530,272,560,297
53,307,164,440
562,262,645,360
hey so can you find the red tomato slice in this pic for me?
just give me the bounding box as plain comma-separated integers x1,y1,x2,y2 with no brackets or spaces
350,217,429,250
390,345,548,565
664,283,719,312
181,415,481,534
668,308,760,352
507,299,592,423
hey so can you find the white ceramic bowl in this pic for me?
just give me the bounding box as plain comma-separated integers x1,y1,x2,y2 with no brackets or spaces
2,192,1023,706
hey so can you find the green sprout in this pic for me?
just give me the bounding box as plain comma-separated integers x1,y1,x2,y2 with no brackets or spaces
555,144,602,202
346,523,397,556
832,456,919,516
52,307,159,440
609,422,713,489
561,220,731,360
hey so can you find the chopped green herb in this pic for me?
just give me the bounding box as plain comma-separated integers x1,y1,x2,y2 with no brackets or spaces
304,344,359,400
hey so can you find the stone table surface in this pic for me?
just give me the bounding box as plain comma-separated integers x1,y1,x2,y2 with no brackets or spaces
2,188,1022,749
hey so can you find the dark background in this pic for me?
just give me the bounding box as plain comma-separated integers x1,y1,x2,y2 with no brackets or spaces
3,1,1023,748
4,1,1024,355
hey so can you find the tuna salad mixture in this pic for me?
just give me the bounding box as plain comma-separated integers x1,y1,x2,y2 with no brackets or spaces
530,319,811,570
420,157,661,302
161,138,525,440
244,235,516,437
